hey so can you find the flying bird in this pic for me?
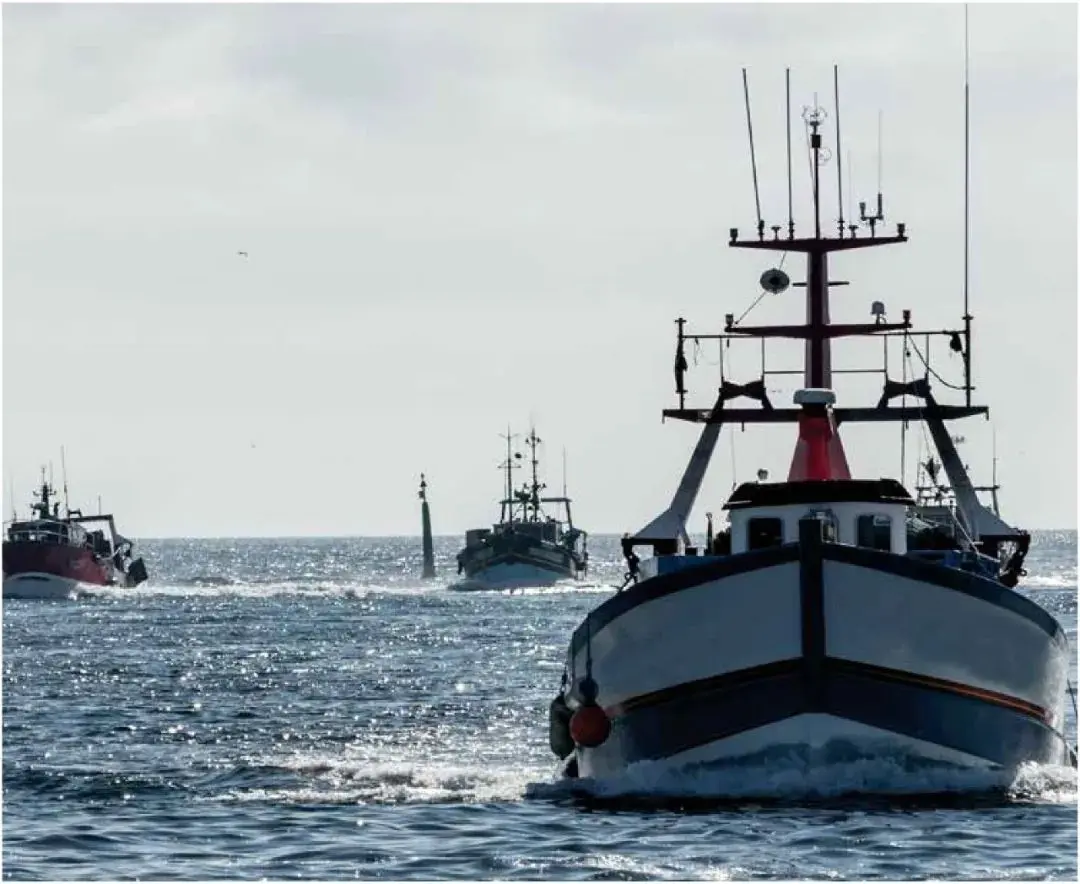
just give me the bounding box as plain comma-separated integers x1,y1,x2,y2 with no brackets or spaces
237,250,249,258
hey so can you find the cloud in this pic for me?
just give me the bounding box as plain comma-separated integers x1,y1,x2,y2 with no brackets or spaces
3,3,1075,536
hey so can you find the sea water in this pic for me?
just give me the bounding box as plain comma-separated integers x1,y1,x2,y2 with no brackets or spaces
3,532,1076,879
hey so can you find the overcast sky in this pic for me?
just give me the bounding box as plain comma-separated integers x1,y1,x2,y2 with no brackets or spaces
3,2,1076,538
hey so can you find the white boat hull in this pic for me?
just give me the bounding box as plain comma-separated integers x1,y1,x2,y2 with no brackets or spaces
3,572,88,600
560,528,1073,782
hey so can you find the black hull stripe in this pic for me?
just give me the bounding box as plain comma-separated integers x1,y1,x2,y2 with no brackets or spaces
605,660,1065,768
605,657,1050,724
800,520,826,707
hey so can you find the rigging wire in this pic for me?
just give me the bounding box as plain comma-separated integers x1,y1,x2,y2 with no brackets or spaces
731,253,789,326
907,336,968,391
691,337,721,367
904,344,979,552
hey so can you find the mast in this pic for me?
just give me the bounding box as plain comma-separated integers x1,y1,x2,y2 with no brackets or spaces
32,467,54,521
727,78,908,392
526,427,543,522
498,428,520,524
625,64,1019,557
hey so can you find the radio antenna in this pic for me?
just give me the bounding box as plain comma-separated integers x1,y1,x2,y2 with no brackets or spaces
834,65,845,237
962,2,973,406
60,445,70,518
786,67,794,238
742,68,763,239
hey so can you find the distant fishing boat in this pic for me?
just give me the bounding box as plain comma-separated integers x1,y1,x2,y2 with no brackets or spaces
454,428,588,590
548,61,1075,782
3,467,148,600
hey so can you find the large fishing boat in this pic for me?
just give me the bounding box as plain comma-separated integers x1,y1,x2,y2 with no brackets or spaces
454,429,588,590
3,469,149,600
548,64,1075,782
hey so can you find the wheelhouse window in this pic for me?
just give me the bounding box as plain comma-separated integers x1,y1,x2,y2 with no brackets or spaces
747,517,784,550
856,514,892,551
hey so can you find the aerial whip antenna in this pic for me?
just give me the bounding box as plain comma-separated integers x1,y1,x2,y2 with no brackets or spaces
786,68,794,238
834,65,845,237
60,445,70,518
742,68,764,239
962,3,973,407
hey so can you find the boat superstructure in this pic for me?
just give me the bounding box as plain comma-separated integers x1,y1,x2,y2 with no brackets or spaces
3,466,149,600
455,428,588,590
548,63,1073,783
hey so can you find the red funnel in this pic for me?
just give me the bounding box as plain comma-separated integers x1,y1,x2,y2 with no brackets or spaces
787,391,851,482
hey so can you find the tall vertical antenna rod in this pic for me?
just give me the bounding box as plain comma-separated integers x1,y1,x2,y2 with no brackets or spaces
499,427,517,523
742,68,763,238
811,111,823,240
834,65,845,237
60,446,70,518
562,447,568,499
962,2,973,407
786,68,794,238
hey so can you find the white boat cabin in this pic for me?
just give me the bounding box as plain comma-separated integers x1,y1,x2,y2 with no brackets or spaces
636,478,915,581
724,478,914,555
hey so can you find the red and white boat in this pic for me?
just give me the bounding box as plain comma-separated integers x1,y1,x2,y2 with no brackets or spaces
3,472,148,600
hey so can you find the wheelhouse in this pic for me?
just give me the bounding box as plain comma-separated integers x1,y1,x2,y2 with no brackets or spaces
6,518,88,547
723,478,913,555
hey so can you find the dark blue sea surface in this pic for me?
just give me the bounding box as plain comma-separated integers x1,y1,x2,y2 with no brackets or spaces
3,532,1077,880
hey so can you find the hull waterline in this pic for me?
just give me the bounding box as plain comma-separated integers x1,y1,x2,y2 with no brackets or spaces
3,572,87,600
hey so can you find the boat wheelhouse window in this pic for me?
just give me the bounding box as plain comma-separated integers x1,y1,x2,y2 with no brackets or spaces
747,517,784,550
856,514,892,551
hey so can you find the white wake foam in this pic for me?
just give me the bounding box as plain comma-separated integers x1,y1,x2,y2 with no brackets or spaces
527,758,1077,804
211,751,551,806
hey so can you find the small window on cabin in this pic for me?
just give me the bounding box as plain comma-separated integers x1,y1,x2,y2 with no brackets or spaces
747,517,784,550
856,514,892,552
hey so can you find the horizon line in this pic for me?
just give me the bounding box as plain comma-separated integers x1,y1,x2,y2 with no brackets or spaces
125,527,1080,542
